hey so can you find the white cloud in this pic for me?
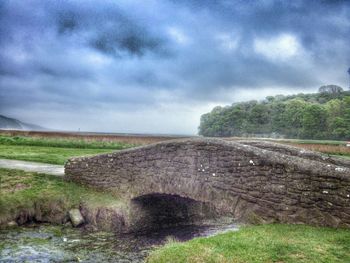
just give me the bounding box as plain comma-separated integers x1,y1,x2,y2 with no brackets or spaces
167,27,191,45
253,33,303,61
228,86,314,103
84,52,112,67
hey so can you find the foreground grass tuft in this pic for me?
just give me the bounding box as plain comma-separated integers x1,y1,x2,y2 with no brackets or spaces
0,168,121,224
147,224,350,263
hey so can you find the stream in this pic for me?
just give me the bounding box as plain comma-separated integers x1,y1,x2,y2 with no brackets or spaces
0,223,239,262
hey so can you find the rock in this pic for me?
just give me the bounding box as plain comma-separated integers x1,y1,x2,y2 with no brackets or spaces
6,221,18,227
80,204,127,232
64,221,73,227
69,209,84,227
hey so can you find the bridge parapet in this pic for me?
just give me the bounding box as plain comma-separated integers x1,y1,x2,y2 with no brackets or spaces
65,138,350,228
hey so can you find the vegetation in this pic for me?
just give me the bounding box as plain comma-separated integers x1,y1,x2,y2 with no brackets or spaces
0,135,135,149
0,145,115,165
1,135,350,262
278,139,347,146
0,168,122,224
147,224,350,263
282,143,350,158
199,90,350,140
255,138,350,158
0,135,136,164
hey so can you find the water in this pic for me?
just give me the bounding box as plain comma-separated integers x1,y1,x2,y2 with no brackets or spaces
0,223,239,263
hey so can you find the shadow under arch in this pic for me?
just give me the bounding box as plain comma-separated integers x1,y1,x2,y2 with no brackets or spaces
128,193,222,232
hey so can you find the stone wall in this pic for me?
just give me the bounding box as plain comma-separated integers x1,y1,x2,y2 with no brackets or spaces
65,138,350,228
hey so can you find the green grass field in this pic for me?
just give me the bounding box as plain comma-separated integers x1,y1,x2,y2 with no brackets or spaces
147,224,350,263
0,135,135,164
0,145,116,164
278,139,347,146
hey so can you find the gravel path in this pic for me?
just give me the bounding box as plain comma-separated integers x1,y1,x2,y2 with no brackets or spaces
0,159,64,176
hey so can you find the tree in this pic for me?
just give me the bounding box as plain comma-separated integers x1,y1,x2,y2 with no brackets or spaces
248,104,271,134
301,104,328,139
282,99,308,137
271,102,286,134
318,85,343,95
198,91,350,140
331,117,348,139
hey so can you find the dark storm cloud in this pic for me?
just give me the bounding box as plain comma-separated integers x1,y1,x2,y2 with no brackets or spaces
0,0,349,133
90,30,164,57
54,2,167,57
0,0,168,76
56,11,78,34
163,0,350,94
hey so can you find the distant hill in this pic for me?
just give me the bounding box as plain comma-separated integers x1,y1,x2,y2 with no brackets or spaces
0,115,46,131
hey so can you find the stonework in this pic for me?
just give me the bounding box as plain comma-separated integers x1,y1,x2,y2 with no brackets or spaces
65,138,350,228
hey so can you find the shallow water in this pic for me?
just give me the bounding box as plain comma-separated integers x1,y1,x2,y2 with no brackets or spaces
0,223,238,263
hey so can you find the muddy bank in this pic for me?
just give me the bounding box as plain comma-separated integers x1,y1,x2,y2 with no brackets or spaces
1,195,229,235
0,200,128,233
0,168,229,234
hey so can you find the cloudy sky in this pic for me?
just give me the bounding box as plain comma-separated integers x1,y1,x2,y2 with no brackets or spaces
0,0,349,134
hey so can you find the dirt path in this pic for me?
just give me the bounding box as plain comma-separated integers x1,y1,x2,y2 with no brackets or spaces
0,159,64,176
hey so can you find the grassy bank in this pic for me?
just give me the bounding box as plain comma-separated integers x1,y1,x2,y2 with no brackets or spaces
0,168,122,225
228,137,350,159
260,138,350,158
147,224,350,263
287,143,350,158
0,145,116,165
0,135,136,164
279,139,347,146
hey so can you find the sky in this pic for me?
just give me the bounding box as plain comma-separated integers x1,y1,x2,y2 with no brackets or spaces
0,0,349,134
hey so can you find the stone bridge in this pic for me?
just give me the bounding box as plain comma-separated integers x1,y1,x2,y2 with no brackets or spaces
65,138,350,229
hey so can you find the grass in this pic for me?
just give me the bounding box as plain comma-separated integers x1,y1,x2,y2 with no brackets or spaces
279,139,347,146
0,135,136,149
230,137,350,158
331,154,350,160
0,168,122,224
0,130,177,145
0,135,136,164
147,224,350,263
287,143,350,158
0,145,116,165
268,138,350,158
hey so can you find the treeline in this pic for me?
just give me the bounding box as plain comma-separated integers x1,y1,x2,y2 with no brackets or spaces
199,87,350,140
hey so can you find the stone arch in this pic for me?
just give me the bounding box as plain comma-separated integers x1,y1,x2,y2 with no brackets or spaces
65,138,350,228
